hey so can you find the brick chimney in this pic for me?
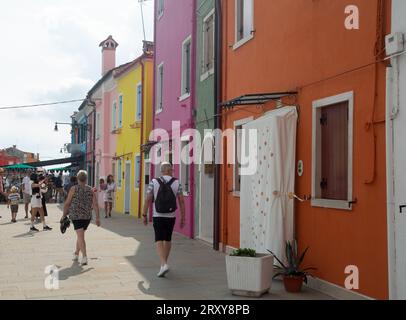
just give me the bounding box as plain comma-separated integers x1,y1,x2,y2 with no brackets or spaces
99,35,119,76
143,41,154,54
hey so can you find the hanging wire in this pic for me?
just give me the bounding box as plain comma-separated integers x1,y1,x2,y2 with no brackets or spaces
0,99,86,111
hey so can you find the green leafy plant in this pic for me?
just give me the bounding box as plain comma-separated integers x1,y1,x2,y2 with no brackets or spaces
268,240,316,283
230,248,257,257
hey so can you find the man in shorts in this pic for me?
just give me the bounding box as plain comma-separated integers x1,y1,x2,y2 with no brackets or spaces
22,171,32,219
142,162,186,278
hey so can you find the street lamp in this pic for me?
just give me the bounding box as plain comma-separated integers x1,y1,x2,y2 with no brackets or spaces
54,122,73,132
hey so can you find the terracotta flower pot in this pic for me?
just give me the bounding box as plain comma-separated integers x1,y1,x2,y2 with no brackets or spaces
283,275,304,293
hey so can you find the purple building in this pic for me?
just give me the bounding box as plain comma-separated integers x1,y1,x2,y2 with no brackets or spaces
151,0,197,238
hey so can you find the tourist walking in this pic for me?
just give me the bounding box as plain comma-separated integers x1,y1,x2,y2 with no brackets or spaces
0,168,5,218
7,186,20,223
61,170,101,266
64,176,78,196
104,175,116,218
142,162,186,277
29,173,52,232
22,171,32,219
54,173,63,203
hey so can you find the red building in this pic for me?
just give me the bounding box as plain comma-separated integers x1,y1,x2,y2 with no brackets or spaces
0,150,20,166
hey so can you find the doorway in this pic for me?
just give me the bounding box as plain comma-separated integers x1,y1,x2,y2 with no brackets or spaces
198,134,214,244
124,161,131,214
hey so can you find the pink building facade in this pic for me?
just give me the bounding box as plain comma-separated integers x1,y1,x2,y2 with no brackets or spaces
80,36,121,207
151,0,197,238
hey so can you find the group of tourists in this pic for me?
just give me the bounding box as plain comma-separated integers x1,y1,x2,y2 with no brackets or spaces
1,162,186,277
0,168,53,230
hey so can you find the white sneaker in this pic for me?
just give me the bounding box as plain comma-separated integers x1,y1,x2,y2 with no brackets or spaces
72,253,79,262
157,264,169,278
81,257,88,266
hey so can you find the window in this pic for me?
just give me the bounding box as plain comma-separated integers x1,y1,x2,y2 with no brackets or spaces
117,159,122,188
118,95,123,128
202,10,215,80
136,83,142,121
135,155,141,189
181,36,192,99
180,138,190,195
156,63,164,113
312,91,354,210
112,102,117,131
96,113,101,139
234,0,254,48
233,117,253,195
157,0,164,19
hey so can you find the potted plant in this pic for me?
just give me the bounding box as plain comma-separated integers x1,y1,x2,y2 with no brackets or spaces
268,241,316,293
225,248,274,297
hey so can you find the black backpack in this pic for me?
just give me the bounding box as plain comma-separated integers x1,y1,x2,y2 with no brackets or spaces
155,177,177,213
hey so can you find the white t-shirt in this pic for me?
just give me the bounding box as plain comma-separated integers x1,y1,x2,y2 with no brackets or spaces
22,176,32,195
147,176,182,218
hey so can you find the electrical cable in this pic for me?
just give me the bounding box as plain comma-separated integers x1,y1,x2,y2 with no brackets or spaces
0,99,85,111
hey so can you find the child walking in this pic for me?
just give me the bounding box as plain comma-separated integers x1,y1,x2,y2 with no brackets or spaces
8,186,20,223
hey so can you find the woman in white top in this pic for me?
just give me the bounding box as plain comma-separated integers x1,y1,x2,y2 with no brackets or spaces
103,175,116,218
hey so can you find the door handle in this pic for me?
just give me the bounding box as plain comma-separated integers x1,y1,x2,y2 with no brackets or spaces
400,205,406,213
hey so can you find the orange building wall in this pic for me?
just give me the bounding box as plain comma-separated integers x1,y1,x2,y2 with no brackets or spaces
220,0,391,299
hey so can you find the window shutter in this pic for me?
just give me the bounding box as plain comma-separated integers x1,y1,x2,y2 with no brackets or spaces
136,85,142,120
320,102,349,200
119,96,123,127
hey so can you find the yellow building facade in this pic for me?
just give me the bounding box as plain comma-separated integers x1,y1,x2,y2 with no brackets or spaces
114,53,153,217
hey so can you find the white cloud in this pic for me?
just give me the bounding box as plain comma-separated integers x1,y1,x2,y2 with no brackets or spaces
0,0,154,162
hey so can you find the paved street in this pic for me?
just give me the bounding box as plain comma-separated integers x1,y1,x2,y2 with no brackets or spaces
0,204,332,300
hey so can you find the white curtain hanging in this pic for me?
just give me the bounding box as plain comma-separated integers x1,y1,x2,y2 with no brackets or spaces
240,106,298,262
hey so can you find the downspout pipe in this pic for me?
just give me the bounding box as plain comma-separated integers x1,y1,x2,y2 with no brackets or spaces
138,58,146,218
213,0,222,251
386,58,399,299
92,109,96,186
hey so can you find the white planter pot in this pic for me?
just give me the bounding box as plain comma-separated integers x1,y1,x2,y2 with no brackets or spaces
225,254,274,297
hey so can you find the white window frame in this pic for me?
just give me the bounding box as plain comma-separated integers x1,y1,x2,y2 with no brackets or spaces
233,0,255,50
136,82,143,122
157,0,164,20
156,62,164,114
134,154,141,190
180,35,192,101
233,116,253,197
180,135,191,196
311,91,354,211
96,112,101,140
118,95,123,128
201,9,215,82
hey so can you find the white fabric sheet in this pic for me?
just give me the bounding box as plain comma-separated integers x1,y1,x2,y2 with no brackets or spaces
240,106,298,262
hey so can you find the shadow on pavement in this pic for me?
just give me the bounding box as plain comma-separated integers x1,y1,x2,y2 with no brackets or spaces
13,231,35,238
93,211,229,300
56,263,94,281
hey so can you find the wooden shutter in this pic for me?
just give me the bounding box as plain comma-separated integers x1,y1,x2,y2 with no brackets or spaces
136,84,142,120
320,102,349,200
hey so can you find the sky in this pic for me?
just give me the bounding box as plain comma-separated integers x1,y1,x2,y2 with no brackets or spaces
0,0,154,163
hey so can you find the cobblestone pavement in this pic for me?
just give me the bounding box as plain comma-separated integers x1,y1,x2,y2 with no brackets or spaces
0,204,333,300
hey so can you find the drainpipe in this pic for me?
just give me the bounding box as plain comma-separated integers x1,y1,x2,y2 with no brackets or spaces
190,0,197,239
386,57,399,299
213,0,222,251
138,58,146,218
92,108,96,186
